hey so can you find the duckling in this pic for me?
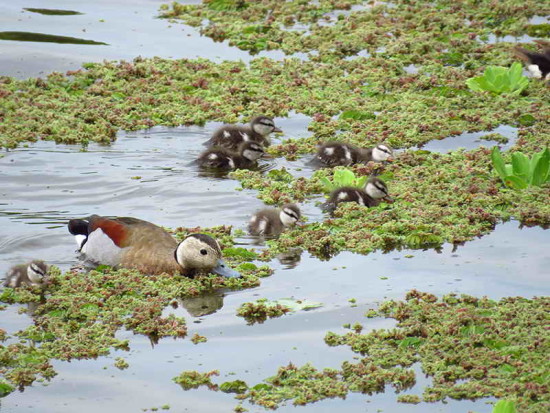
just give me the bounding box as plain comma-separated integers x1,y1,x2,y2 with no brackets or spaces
205,116,282,150
198,141,264,170
3,260,48,288
249,204,301,237
67,215,240,278
327,176,394,209
316,142,393,166
514,40,550,81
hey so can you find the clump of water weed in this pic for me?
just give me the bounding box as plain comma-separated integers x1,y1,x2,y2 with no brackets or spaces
173,370,219,390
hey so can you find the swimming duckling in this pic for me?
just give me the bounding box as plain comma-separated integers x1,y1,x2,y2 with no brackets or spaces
514,40,550,81
198,141,264,170
249,204,301,237
3,260,48,288
316,142,393,166
205,116,282,150
327,176,394,209
67,215,240,278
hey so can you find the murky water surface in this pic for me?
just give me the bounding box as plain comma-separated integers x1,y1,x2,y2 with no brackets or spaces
1,1,549,412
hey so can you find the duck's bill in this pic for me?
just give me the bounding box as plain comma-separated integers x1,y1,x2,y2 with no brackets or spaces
383,195,395,203
272,126,283,133
212,259,241,278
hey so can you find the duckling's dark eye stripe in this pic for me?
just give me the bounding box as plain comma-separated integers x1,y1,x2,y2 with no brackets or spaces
285,211,299,220
259,121,274,126
375,184,387,193
378,147,391,154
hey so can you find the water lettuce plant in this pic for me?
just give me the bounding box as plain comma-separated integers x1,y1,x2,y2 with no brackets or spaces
491,147,550,190
320,169,367,193
491,400,517,413
466,63,529,95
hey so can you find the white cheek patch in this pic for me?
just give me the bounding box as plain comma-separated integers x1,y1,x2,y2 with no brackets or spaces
27,266,43,284
280,210,297,227
82,228,123,267
365,183,387,199
253,124,273,136
338,192,348,200
372,146,391,162
527,64,542,78
223,130,231,138
243,149,262,161
324,147,335,156
208,153,218,160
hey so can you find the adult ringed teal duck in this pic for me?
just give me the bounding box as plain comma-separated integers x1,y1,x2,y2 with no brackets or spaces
68,215,239,278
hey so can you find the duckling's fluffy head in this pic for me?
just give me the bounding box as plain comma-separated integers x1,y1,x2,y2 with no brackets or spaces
365,177,389,200
372,144,393,162
279,203,301,227
251,116,282,136
240,141,265,161
27,260,48,284
175,234,222,271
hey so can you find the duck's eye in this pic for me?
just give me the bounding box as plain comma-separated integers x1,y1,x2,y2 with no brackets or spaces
200,249,208,255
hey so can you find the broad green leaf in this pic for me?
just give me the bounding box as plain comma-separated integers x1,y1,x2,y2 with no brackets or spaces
504,175,528,190
511,153,530,180
530,147,550,186
491,147,507,180
504,165,513,176
492,399,516,413
0,380,15,397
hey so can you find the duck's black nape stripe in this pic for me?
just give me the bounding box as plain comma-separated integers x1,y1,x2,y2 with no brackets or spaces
68,219,89,235
187,233,221,254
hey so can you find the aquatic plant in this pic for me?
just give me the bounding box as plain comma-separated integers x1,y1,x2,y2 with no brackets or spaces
466,63,529,95
173,370,219,390
490,400,517,413
236,298,322,325
491,147,550,190
236,292,549,411
319,169,367,193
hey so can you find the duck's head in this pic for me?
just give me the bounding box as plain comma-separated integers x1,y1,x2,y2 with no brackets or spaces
251,116,282,136
240,141,265,161
175,234,240,278
372,144,394,162
279,203,301,227
365,177,394,203
27,260,49,284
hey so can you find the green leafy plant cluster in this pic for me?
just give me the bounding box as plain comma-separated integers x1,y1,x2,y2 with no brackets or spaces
491,147,550,190
320,169,367,193
466,63,529,95
491,400,517,413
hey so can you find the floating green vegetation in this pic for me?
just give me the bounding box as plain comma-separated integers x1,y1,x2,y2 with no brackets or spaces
226,292,548,411
0,32,107,45
23,8,83,16
173,370,219,390
160,0,549,58
0,226,269,394
237,298,322,324
490,399,517,413
466,63,529,95
525,23,550,37
491,147,550,190
319,168,367,193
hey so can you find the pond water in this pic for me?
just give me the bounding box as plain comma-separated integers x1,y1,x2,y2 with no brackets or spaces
1,1,549,412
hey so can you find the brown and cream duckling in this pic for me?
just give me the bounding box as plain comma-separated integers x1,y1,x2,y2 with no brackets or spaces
514,40,550,81
198,141,264,170
205,116,282,150
68,215,239,278
327,176,394,209
249,204,301,237
3,260,48,288
316,142,393,166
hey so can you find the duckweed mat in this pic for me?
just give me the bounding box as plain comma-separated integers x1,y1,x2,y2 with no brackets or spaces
193,291,549,412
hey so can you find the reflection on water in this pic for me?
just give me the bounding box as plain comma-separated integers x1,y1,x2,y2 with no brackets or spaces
419,124,517,153
179,292,225,317
23,8,83,16
0,31,107,45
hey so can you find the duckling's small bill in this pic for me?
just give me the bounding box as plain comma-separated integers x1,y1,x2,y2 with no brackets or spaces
212,259,240,278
